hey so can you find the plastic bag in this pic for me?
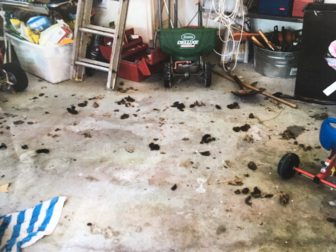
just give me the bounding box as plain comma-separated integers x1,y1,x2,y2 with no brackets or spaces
27,16,51,33
39,20,73,46
20,23,40,44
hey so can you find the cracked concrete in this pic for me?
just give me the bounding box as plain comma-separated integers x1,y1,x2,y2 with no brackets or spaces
0,64,336,251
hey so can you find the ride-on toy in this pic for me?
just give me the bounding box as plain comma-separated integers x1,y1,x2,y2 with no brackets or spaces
0,47,28,93
158,0,217,88
278,117,336,189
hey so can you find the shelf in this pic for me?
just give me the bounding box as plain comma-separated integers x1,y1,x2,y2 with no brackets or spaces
0,0,71,14
247,12,303,23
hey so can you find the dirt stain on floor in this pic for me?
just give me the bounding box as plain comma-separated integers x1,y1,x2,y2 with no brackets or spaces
281,126,305,140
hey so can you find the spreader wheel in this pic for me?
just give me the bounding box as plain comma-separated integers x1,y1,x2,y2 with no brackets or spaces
203,62,212,88
278,152,300,179
163,62,173,88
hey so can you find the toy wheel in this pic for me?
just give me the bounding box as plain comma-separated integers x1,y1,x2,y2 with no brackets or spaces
203,62,212,87
3,63,28,92
163,62,172,88
277,152,300,179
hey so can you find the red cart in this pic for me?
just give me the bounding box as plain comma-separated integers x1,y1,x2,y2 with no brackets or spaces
278,117,336,189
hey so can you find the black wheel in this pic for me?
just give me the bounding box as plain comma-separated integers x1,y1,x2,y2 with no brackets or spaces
163,62,172,88
277,152,300,179
3,63,28,92
203,62,212,87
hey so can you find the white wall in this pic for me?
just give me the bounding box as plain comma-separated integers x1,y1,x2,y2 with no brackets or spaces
94,0,302,44
251,19,303,32
126,0,155,42
94,0,239,42
94,0,119,27
178,0,237,27
178,1,199,26
95,0,155,42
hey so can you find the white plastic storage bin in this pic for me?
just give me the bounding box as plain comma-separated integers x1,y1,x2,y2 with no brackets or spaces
6,34,73,84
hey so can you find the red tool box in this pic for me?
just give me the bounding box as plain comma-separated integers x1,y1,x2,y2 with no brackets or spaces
99,28,167,82
292,0,314,17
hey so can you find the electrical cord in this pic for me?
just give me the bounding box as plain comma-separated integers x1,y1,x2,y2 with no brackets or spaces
204,0,245,71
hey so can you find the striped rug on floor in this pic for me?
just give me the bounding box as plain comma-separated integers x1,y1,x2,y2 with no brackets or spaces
0,196,67,252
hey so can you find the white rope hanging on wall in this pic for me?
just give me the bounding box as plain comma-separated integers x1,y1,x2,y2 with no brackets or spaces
205,0,246,71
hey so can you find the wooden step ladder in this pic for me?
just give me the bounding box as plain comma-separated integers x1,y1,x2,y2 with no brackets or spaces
71,0,129,89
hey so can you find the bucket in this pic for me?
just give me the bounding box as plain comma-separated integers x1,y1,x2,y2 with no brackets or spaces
253,45,299,78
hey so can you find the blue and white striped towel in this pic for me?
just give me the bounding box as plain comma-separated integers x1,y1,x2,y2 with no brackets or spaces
0,196,67,252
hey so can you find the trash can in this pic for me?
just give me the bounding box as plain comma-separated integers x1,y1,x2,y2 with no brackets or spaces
253,45,299,78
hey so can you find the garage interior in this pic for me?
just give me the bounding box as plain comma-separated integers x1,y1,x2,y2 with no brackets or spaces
0,0,336,251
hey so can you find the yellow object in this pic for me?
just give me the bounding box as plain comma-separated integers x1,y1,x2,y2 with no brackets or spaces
67,20,75,31
58,37,73,46
31,34,40,44
332,167,336,176
10,18,21,28
0,183,10,193
23,25,40,44
23,26,34,43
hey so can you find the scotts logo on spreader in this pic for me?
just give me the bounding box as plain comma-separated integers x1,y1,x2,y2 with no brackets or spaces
177,33,199,48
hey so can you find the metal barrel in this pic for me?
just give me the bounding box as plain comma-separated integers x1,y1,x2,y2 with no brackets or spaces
253,45,299,78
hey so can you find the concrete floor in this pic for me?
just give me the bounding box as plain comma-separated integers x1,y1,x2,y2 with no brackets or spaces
0,64,336,251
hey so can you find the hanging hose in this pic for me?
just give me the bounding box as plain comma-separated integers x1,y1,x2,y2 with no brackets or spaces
204,0,246,71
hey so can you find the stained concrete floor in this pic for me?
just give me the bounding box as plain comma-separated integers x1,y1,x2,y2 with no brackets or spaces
0,64,336,251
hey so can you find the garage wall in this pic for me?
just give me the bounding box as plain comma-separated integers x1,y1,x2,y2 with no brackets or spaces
94,0,119,27
126,0,155,42
178,0,237,27
94,0,236,42
94,0,302,44
95,0,155,43
252,19,302,32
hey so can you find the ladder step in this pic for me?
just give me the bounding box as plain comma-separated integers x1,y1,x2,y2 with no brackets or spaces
75,58,110,72
86,24,116,33
78,57,110,67
79,25,115,38
72,0,129,89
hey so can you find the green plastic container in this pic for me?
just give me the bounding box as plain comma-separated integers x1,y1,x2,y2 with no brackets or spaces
159,28,217,60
